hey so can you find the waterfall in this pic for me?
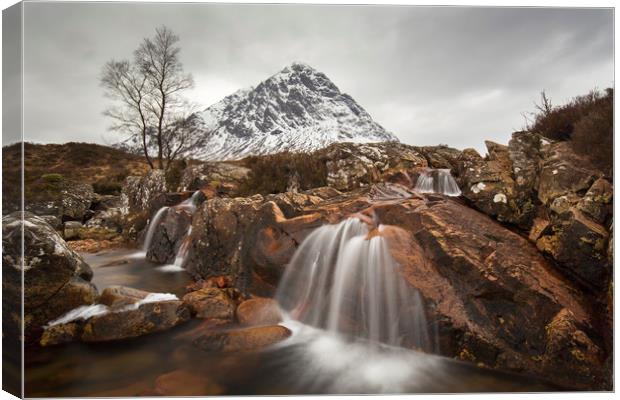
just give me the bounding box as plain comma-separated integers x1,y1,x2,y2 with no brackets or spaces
276,218,434,351
144,191,202,271
142,206,170,252
414,169,461,196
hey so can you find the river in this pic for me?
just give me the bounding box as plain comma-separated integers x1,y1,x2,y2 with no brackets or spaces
23,248,562,396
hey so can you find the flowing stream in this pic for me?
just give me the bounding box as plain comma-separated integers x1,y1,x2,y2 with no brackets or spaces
277,218,434,351
23,249,559,396
414,168,462,196
23,178,563,396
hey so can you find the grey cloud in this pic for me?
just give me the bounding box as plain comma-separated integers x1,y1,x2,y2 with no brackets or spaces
11,3,613,154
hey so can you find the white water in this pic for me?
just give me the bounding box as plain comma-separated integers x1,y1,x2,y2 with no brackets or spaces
276,218,434,351
46,293,179,327
414,169,461,196
142,206,170,252
142,191,202,269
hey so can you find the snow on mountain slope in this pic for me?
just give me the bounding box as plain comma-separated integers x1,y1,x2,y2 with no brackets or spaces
190,62,399,160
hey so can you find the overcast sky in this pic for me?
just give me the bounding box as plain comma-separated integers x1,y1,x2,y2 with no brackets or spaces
8,3,615,154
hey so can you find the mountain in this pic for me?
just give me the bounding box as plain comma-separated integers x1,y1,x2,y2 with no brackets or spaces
190,62,398,160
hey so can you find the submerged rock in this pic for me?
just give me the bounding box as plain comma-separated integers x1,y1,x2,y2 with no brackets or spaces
193,325,291,353
236,298,282,326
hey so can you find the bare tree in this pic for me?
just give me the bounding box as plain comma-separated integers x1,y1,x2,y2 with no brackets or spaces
101,25,196,170
101,60,155,168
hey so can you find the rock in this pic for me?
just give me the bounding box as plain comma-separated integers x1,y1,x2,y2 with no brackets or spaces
456,132,544,229
154,370,223,396
184,195,267,284
63,221,83,240
577,178,612,225
413,145,462,170
193,325,291,353
147,191,205,220
528,217,551,242
40,322,81,346
264,192,323,218
542,309,604,389
99,286,152,308
368,197,606,389
2,212,98,344
538,142,599,205
179,162,251,194
322,142,427,191
25,181,95,222
536,208,610,288
84,207,123,232
81,299,190,342
120,170,167,216
457,143,522,225
182,288,236,321
40,215,62,231
236,298,282,326
302,186,342,199
145,206,193,264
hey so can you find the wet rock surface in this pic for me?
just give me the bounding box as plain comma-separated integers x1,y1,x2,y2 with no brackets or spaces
41,286,190,345
236,298,283,326
2,212,98,344
182,288,236,321
193,325,292,353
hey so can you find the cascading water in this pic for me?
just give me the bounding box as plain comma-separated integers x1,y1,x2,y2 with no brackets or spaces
143,191,202,271
414,169,461,196
142,206,170,252
276,218,434,352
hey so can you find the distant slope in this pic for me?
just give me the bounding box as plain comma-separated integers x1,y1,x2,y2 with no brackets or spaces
3,142,150,212
190,62,398,160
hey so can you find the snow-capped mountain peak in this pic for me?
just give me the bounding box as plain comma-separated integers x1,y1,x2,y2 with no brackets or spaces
191,62,399,160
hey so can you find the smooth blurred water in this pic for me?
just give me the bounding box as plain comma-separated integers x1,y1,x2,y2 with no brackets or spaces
23,248,561,397
414,169,462,196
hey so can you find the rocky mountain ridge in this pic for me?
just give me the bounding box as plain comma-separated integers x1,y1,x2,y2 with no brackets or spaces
190,63,398,160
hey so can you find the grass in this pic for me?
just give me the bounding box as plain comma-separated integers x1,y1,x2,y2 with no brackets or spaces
3,142,151,210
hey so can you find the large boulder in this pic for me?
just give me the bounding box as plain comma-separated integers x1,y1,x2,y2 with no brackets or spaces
2,212,98,344
120,170,168,216
321,142,427,191
184,195,268,285
145,206,193,264
366,198,605,388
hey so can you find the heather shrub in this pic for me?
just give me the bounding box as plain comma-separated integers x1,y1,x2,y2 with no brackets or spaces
527,88,613,176
237,151,328,195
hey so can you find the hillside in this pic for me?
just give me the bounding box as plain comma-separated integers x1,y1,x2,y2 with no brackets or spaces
2,142,150,213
